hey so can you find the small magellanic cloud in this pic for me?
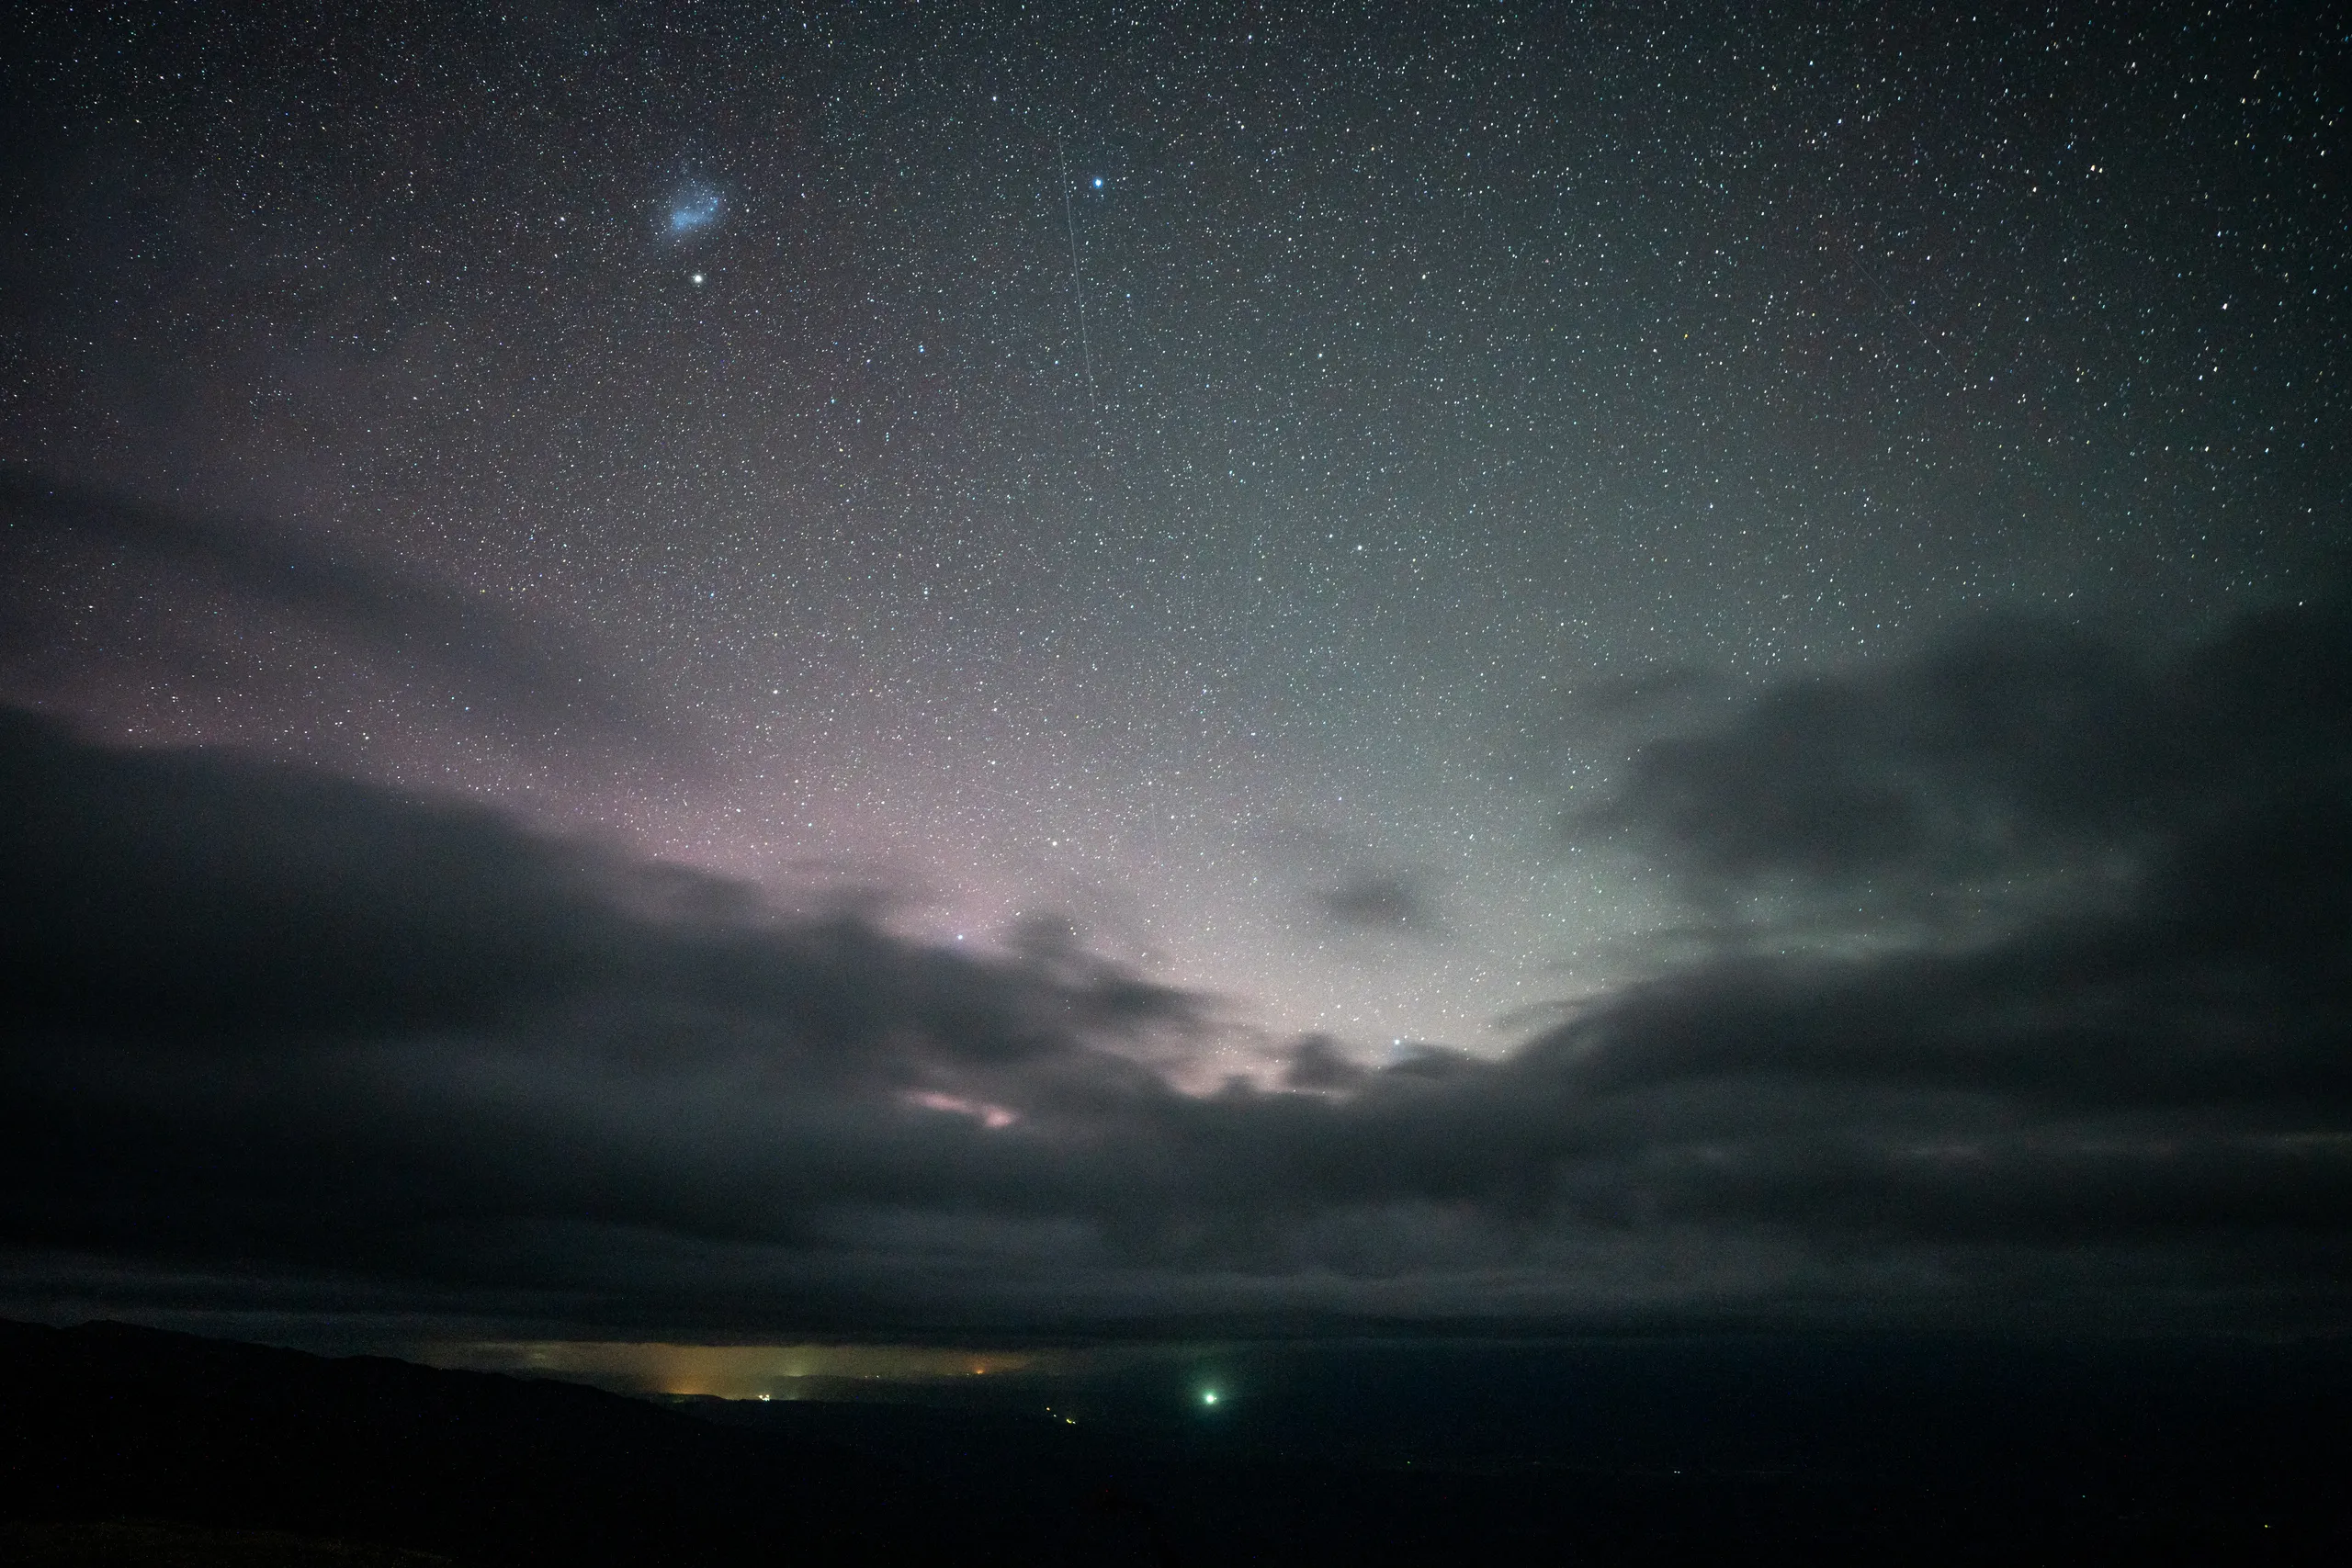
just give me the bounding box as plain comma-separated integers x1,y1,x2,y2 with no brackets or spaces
668,188,721,233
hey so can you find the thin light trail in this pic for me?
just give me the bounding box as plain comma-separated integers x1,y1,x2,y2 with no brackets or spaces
1057,137,1096,412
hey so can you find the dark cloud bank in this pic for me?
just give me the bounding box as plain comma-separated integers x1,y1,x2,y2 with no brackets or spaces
5,597,2350,1341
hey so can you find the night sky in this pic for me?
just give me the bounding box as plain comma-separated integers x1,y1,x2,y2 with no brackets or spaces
3,1,2348,1344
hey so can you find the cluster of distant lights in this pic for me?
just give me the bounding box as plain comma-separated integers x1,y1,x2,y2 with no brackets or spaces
720,1361,1223,1423
741,1378,1220,1418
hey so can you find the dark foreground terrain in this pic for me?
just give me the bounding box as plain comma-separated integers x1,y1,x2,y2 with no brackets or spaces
0,1319,960,1566
3,1318,2346,1566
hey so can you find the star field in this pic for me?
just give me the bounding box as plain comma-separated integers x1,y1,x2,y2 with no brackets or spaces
4,0,2344,1063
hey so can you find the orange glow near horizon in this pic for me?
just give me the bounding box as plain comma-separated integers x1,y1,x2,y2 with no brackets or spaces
418,1340,1061,1399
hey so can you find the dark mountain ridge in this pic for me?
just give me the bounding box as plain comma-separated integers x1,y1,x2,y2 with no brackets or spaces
4,1317,2347,1566
0,1319,966,1566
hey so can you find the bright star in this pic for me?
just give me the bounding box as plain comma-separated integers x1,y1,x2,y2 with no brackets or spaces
691,273,705,286
1091,176,1103,188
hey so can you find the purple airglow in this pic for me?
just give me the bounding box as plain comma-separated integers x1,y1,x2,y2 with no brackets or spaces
906,1090,1019,1130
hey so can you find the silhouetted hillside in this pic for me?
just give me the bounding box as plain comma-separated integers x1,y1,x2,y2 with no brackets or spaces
1,1518,458,1567
0,1320,970,1566
4,1320,2347,1566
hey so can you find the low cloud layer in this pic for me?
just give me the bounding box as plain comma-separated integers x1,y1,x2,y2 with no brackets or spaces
5,595,2350,1338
